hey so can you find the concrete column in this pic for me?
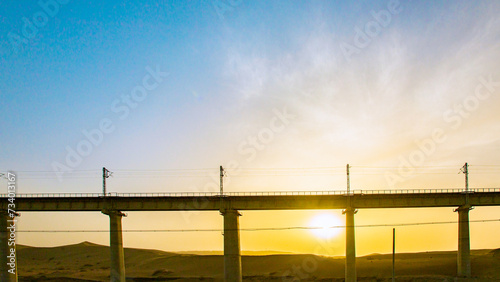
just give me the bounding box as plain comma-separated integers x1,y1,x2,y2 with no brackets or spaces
102,210,126,282
343,207,357,282
0,212,18,282
455,205,472,278
222,209,242,282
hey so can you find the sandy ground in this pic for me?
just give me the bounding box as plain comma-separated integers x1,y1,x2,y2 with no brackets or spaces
15,242,500,281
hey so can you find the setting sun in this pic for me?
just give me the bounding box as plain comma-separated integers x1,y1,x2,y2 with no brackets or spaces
309,213,343,239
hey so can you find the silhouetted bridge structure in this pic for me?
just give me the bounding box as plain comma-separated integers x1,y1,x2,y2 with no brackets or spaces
2,188,500,281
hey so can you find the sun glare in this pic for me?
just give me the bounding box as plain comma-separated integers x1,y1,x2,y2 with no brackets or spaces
309,213,343,239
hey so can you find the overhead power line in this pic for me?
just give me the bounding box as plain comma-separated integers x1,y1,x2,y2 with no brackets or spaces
3,165,499,180
14,218,500,233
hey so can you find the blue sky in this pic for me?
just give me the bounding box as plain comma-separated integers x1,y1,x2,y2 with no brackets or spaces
1,1,498,180
1,0,500,253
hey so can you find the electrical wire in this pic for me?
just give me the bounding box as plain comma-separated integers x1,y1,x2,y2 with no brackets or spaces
2,165,498,179
14,218,500,233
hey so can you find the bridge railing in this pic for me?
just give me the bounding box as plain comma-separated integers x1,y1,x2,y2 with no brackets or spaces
0,188,499,198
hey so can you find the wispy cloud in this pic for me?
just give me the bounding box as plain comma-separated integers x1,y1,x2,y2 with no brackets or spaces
216,1,500,169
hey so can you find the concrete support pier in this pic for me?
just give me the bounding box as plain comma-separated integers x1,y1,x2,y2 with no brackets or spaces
222,209,242,282
343,207,357,282
0,212,18,282
455,205,472,278
102,210,126,282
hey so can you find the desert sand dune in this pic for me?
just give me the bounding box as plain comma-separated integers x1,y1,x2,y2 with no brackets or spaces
16,242,500,281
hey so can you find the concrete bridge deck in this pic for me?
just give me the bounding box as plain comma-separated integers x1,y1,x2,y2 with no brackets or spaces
2,188,499,211
1,188,499,282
